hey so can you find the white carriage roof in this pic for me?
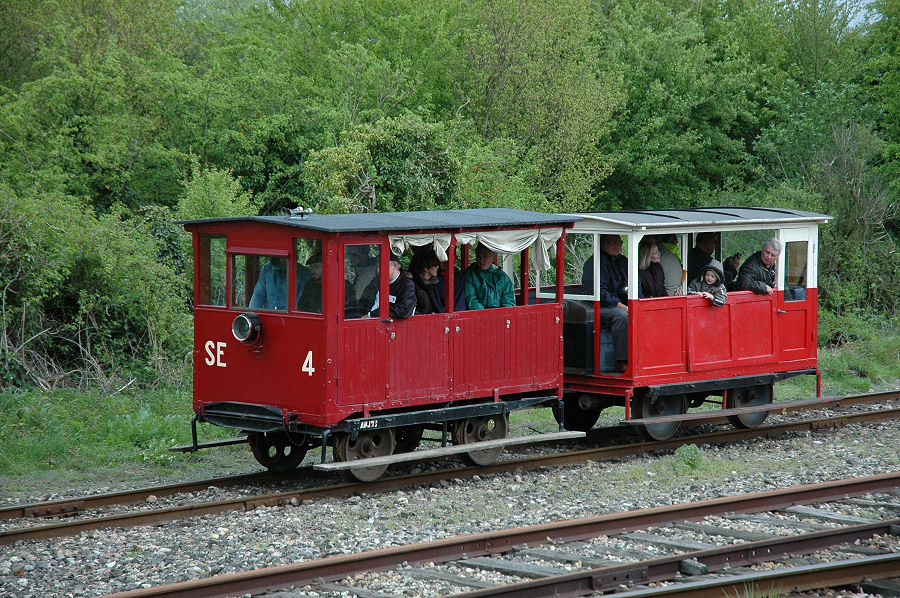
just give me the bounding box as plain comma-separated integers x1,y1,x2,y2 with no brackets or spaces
179,208,579,233
568,207,830,232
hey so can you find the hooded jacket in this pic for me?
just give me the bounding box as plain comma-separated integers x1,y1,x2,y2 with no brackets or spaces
688,259,727,307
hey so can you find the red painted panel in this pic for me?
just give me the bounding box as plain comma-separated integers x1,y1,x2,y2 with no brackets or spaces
778,288,817,362
452,304,561,399
686,297,734,370
337,320,387,407
386,314,451,405
193,309,329,420
633,298,687,375
728,293,775,364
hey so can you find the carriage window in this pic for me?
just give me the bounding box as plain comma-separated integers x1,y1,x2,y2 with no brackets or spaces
295,239,323,314
232,254,289,311
344,244,380,319
198,234,226,306
537,232,594,299
783,241,808,301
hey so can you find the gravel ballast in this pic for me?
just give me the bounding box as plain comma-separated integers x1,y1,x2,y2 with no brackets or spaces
1,416,899,597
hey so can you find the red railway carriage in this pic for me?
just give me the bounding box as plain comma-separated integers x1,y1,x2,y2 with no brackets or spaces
181,208,580,480
550,207,831,440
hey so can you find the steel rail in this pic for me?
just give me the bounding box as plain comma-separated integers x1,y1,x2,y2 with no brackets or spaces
98,473,900,598
449,519,900,597
3,389,895,522
584,554,900,598
3,406,900,545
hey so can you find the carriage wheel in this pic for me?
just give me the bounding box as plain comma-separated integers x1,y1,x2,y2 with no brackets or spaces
248,431,308,473
637,394,686,441
452,414,509,466
332,429,395,482
394,425,424,454
552,394,602,432
727,385,773,429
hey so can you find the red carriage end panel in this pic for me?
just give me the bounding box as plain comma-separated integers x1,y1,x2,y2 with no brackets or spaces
193,309,328,421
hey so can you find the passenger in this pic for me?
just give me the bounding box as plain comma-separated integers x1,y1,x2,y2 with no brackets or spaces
582,234,629,372
345,246,379,317
369,256,416,319
296,253,323,313
686,232,716,284
408,250,444,314
657,234,683,296
736,238,782,295
464,244,515,309
249,257,290,311
723,253,741,286
638,240,666,298
688,259,727,307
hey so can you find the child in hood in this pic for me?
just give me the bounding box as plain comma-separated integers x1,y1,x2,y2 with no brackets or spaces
688,259,727,307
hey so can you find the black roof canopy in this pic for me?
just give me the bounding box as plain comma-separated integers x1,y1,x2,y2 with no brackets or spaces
179,208,580,234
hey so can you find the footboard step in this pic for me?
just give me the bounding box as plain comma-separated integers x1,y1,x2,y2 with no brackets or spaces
313,430,585,471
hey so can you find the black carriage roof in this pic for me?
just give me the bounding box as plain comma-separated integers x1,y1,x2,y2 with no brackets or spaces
179,208,580,233
569,206,830,231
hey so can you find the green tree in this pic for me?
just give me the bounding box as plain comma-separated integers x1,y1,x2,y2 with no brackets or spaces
302,114,459,213
592,0,762,209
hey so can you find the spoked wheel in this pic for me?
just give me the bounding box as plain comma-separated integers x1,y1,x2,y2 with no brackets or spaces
452,414,509,466
636,394,686,441
248,431,308,473
552,393,602,432
727,385,773,429
332,428,395,482
394,425,424,453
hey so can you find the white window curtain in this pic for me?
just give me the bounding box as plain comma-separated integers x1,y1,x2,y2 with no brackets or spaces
454,228,563,271
388,233,452,262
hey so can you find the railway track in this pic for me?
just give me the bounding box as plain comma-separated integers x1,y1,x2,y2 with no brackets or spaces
98,472,900,598
2,397,898,547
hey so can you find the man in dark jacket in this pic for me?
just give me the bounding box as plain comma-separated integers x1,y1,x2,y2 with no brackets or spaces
582,234,629,372
369,257,416,319
736,238,781,295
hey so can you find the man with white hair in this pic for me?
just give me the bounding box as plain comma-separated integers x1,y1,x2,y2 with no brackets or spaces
736,238,782,295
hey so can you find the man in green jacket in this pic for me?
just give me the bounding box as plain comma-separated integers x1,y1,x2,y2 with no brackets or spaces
465,244,515,309
736,238,781,295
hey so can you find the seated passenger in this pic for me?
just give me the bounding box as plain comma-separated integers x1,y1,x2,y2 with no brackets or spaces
296,253,323,313
249,257,289,311
686,232,716,284
409,250,444,314
582,234,628,372
688,260,727,307
638,240,666,298
736,238,781,295
369,256,416,319
657,234,683,296
464,244,514,309
723,252,740,286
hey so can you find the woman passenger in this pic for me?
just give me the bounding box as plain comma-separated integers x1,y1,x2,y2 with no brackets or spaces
638,240,666,298
408,250,444,314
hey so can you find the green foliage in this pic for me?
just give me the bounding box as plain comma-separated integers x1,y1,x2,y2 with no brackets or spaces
303,113,460,213
593,0,764,209
176,156,256,220
672,444,705,473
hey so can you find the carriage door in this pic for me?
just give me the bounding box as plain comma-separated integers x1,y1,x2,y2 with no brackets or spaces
776,229,814,363
337,243,388,406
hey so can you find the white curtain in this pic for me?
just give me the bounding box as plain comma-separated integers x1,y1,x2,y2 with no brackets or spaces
388,233,452,261
454,228,563,271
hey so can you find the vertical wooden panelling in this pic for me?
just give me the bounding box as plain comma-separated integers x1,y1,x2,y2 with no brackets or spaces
386,315,450,405
337,322,386,406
